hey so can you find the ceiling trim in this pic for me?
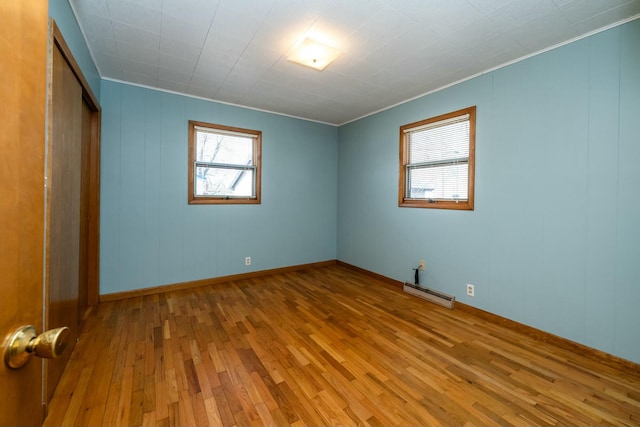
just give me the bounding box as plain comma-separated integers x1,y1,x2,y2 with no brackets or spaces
101,77,339,127
68,0,104,78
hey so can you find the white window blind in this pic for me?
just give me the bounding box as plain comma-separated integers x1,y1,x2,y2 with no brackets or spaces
405,113,470,201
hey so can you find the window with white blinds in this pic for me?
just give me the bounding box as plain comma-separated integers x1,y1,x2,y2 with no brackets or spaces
188,120,262,205
399,106,476,210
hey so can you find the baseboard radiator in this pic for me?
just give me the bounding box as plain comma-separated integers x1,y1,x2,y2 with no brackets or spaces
403,282,455,309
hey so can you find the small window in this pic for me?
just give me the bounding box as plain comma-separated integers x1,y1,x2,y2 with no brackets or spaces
399,106,476,210
188,120,261,204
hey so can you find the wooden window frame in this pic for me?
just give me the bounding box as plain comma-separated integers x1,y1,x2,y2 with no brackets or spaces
398,106,476,210
188,120,262,205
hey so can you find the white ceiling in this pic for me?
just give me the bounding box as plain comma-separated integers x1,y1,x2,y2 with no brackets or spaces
70,0,640,125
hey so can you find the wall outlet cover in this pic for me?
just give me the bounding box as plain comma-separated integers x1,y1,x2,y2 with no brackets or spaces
466,284,475,297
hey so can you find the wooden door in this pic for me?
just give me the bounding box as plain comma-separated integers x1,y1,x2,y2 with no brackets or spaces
0,1,49,426
42,21,102,407
50,22,102,322
44,42,84,402
78,101,92,320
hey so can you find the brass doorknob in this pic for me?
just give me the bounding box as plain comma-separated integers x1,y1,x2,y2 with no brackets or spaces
4,325,71,369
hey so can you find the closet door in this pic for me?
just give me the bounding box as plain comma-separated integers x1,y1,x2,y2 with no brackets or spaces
44,20,102,406
78,99,92,323
45,36,83,403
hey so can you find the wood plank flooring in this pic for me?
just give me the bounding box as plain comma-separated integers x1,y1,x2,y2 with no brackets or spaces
44,264,640,426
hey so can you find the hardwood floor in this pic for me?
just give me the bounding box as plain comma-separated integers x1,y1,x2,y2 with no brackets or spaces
44,264,640,426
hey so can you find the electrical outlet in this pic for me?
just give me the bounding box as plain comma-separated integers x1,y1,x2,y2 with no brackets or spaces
419,260,425,271
466,284,475,297
245,257,251,266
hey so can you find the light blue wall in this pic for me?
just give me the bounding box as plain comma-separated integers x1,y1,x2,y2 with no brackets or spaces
49,0,101,99
100,80,338,294
337,19,640,364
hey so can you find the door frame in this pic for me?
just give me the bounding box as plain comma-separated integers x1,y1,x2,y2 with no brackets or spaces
48,19,101,312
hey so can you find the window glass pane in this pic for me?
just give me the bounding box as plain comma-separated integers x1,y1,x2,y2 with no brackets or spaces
409,120,469,164
408,164,468,200
189,120,261,204
195,166,254,197
196,131,253,166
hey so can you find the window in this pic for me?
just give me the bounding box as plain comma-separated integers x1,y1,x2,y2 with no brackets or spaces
399,106,476,210
188,120,261,204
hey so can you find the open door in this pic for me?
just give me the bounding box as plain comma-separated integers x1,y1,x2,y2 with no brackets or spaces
0,1,49,425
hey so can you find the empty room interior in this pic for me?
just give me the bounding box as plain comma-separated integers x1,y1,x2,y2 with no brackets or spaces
2,0,640,426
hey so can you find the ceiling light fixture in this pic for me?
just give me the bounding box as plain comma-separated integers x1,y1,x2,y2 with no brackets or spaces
288,37,341,71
